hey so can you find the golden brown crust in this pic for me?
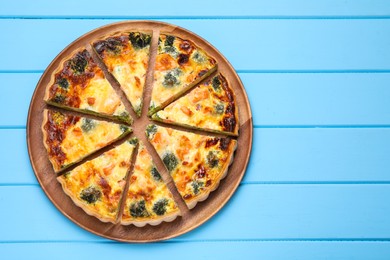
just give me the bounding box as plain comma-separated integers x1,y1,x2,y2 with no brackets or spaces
41,110,51,166
220,74,239,136
120,210,181,227
42,109,80,172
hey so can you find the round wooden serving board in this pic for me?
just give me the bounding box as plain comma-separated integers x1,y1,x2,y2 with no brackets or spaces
27,21,253,242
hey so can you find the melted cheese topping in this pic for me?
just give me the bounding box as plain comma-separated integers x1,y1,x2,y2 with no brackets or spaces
57,141,136,223
121,142,179,224
94,34,151,116
44,110,129,172
81,76,126,116
153,74,239,135
149,34,216,113
147,125,237,206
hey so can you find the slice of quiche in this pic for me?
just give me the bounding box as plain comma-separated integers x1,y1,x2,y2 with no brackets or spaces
57,138,137,223
146,124,237,209
42,109,131,173
148,34,217,115
151,74,239,136
93,32,152,117
45,49,132,124
121,140,180,226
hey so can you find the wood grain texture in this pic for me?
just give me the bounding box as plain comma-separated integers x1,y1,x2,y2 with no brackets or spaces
26,21,252,242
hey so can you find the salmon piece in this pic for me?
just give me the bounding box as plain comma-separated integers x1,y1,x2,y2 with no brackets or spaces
155,53,176,71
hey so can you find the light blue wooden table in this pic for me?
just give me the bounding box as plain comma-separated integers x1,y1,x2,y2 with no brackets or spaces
1,1,390,259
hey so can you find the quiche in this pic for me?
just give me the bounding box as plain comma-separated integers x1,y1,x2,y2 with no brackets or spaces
42,109,131,173
40,28,241,229
93,32,152,117
57,138,137,223
151,74,239,136
146,124,237,209
45,49,132,124
148,34,217,115
121,141,180,226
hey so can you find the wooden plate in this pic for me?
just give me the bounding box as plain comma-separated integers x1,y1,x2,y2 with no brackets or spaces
27,20,253,242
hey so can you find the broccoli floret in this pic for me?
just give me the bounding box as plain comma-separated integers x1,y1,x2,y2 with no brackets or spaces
164,35,175,46
117,112,132,125
57,77,69,89
129,32,151,49
80,187,101,204
192,181,204,195
152,198,168,216
163,152,178,172
120,125,130,133
106,38,123,54
145,124,158,139
81,118,95,132
164,46,178,58
207,151,219,168
212,76,221,92
134,105,142,117
162,72,179,88
215,103,225,114
130,200,149,218
148,103,157,114
151,166,162,182
192,51,206,63
52,94,65,104
70,54,87,74
128,137,138,146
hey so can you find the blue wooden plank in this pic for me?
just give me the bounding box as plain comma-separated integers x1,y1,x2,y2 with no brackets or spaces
0,130,36,184
244,73,390,126
1,242,390,260
3,128,390,184
2,0,390,17
1,185,390,241
1,19,390,71
0,73,39,127
2,73,390,127
246,128,390,183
